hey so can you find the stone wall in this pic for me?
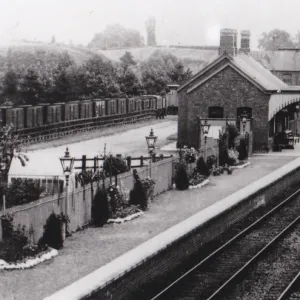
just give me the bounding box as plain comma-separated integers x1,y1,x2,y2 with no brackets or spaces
178,64,270,151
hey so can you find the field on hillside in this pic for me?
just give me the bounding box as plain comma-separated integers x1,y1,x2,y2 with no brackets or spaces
98,46,219,73
0,42,104,66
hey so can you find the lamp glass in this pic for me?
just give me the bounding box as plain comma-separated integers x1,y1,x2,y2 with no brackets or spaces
145,128,157,151
60,148,75,174
201,120,211,135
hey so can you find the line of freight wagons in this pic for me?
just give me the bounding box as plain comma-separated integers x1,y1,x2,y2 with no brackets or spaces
0,96,164,130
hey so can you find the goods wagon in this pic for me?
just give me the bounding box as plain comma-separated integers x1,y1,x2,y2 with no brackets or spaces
135,98,142,111
2,107,25,129
118,98,126,114
94,100,106,117
105,99,117,115
26,105,44,128
80,100,93,119
127,98,135,113
64,101,79,121
46,104,63,125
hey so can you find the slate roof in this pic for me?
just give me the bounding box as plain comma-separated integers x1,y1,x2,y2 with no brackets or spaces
180,52,300,94
233,53,288,91
251,50,300,72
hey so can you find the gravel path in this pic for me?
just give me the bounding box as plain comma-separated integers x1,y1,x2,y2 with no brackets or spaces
0,155,295,300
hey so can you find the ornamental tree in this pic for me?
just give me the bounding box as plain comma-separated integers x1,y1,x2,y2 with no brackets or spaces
0,125,28,183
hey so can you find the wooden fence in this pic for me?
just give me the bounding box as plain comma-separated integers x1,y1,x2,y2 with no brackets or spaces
0,157,174,243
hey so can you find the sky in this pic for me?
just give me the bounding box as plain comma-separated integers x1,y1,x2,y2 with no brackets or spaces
0,0,300,49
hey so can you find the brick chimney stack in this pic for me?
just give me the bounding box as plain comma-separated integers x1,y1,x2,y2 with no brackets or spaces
219,28,238,56
240,30,251,53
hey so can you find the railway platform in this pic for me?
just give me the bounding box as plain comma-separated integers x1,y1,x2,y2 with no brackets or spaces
0,155,296,300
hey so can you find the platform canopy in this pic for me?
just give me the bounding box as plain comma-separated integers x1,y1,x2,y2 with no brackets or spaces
269,93,300,121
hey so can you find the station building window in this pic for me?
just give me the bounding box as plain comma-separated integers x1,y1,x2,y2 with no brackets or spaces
208,106,224,118
282,73,292,85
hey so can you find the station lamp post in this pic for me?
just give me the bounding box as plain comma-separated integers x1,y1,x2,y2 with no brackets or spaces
145,128,157,178
240,110,248,133
201,119,211,161
60,147,75,217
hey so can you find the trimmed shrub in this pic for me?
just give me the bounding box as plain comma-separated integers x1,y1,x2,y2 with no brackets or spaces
219,132,229,166
196,157,210,177
1,213,14,240
92,188,110,226
238,138,248,160
206,155,217,170
38,212,69,250
5,178,44,208
228,124,239,149
103,154,129,176
129,180,148,211
175,163,189,190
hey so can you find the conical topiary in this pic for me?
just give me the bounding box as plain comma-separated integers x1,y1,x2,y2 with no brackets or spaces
196,157,210,177
92,188,110,227
238,138,248,161
175,164,189,190
129,180,148,210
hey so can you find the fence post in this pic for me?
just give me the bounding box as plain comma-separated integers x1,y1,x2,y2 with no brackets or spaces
127,156,132,170
140,156,144,167
82,155,86,172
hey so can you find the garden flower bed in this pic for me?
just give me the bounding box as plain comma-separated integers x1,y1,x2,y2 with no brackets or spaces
233,161,251,169
189,178,210,189
0,247,58,271
107,211,144,224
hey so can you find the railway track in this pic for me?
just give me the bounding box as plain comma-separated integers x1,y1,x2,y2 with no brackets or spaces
17,111,155,146
277,272,300,300
150,188,300,300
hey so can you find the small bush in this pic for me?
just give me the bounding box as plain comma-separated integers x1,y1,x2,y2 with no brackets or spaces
129,180,148,210
92,188,110,226
196,157,210,177
206,155,217,170
1,213,14,240
38,212,69,250
103,154,129,176
238,138,248,160
175,163,189,190
5,178,44,208
228,124,239,149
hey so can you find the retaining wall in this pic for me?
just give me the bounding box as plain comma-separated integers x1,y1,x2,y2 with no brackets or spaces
0,158,174,243
44,157,300,300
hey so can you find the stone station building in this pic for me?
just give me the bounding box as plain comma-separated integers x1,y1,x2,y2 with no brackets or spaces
177,29,300,151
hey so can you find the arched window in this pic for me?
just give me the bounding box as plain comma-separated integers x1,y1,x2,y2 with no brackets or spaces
208,106,224,118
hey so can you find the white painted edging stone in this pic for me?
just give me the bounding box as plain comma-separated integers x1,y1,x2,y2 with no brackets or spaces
0,248,58,271
189,179,210,189
107,212,144,224
44,158,300,300
233,161,251,169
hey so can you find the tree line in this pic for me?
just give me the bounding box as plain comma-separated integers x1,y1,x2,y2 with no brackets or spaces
258,29,300,51
0,49,192,106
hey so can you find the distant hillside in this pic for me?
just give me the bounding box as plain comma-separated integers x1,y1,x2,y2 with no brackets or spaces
97,47,219,74
0,41,104,68
0,42,284,77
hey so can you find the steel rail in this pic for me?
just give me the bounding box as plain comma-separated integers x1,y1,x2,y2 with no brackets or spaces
277,271,300,300
150,188,300,300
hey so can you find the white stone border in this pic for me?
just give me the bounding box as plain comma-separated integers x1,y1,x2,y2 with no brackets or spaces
189,179,210,190
233,161,251,169
107,212,144,224
0,247,58,270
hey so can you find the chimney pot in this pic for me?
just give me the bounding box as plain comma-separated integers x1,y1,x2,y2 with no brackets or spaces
219,28,238,56
240,30,251,54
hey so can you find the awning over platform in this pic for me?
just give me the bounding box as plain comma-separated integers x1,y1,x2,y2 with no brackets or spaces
269,93,300,121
